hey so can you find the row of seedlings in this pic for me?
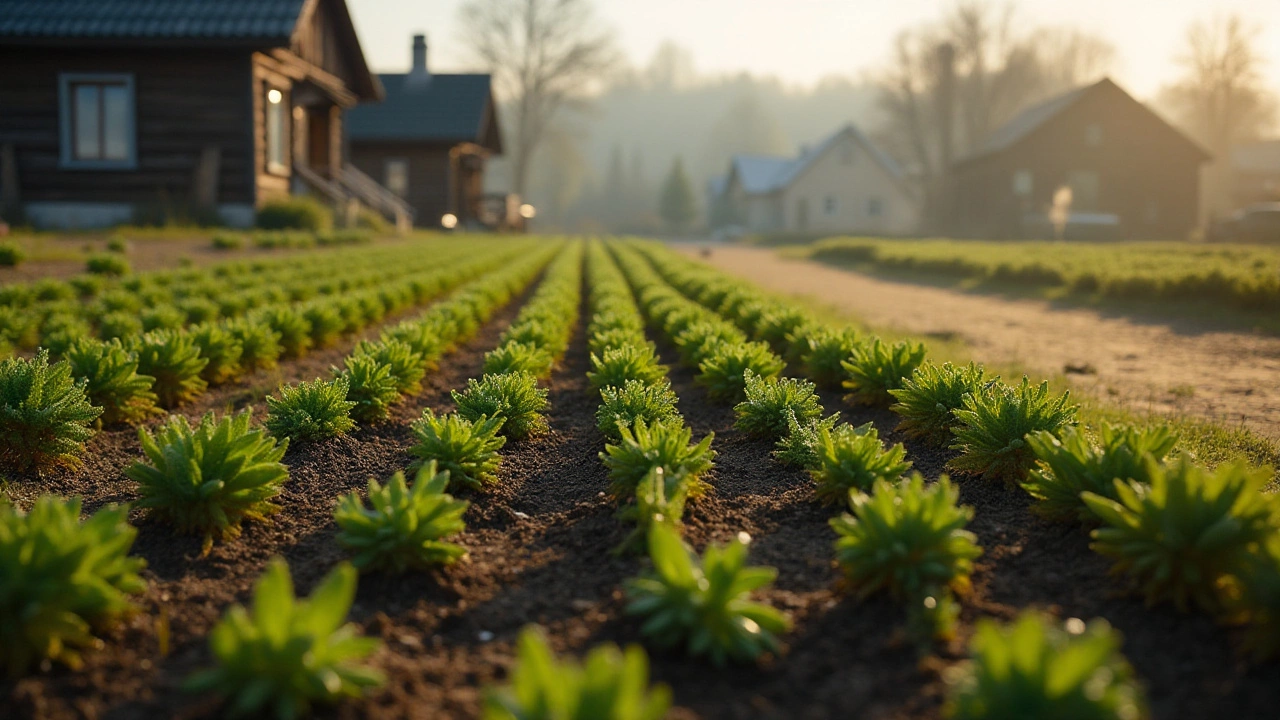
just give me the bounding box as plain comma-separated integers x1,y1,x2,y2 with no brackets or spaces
0,242,539,478
629,239,1280,710
604,240,793,668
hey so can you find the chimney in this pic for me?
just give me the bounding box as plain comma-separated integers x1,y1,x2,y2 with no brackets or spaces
412,34,428,75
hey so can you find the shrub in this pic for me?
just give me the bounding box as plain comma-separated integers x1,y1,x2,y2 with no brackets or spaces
616,466,688,556
334,463,469,572
189,322,244,386
945,612,1147,720
339,355,402,423
129,410,289,553
185,559,383,717
842,338,927,407
804,327,861,390
597,378,682,442
453,372,549,440
482,626,671,720
0,496,146,676
831,475,981,642
211,233,247,251
353,339,425,394
65,339,159,426
0,241,25,267
0,350,102,474
255,196,333,231
1082,458,1276,614
949,378,1078,484
809,422,911,505
409,410,506,491
697,341,784,403
86,253,130,277
733,371,822,440
1023,423,1179,524
674,321,747,367
262,307,312,359
266,376,357,442
601,419,715,500
588,344,667,390
625,523,789,666
132,329,209,408
774,411,840,470
890,362,988,447
483,341,554,379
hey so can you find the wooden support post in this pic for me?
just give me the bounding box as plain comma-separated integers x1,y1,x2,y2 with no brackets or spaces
193,146,221,211
0,144,20,217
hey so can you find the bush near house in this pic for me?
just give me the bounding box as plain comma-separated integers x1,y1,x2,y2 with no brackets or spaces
255,197,333,232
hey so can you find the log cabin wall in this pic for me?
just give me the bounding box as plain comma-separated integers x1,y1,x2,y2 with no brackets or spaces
349,141,454,227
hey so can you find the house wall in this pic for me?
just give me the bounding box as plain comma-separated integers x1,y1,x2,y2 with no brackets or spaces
951,83,1205,240
348,140,455,227
781,133,920,235
0,46,256,225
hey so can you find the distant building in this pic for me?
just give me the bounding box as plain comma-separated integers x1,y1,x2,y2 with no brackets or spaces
949,78,1211,240
346,35,506,230
709,125,920,236
0,0,412,230
1230,139,1280,210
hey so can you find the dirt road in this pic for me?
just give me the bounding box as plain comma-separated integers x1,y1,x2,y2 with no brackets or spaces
686,245,1280,439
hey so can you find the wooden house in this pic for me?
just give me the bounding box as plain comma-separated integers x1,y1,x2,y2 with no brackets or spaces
948,78,1211,240
0,0,411,229
346,35,504,229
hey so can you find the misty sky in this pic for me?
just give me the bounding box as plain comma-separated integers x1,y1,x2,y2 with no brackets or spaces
349,0,1280,98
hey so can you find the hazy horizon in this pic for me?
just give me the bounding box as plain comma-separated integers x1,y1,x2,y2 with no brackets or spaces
351,0,1280,99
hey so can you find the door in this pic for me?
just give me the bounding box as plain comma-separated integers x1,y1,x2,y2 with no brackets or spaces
308,107,330,175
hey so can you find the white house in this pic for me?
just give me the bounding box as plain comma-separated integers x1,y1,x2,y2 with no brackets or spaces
714,125,920,236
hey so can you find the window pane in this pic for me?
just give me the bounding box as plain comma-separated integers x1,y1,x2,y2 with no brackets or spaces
386,160,408,197
267,93,286,168
74,84,101,159
103,85,130,160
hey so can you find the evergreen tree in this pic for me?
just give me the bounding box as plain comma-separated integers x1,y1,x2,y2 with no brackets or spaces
659,157,697,232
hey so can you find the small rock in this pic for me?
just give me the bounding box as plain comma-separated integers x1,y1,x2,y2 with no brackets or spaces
478,630,495,643
398,634,422,649
570,599,594,611
512,511,530,520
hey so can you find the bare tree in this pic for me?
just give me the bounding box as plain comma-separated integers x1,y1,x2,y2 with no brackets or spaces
458,0,618,196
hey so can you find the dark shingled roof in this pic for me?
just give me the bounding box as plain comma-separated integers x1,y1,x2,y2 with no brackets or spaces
0,0,309,42
346,72,496,145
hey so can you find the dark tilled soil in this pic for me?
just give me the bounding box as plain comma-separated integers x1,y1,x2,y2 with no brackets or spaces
5,283,1280,719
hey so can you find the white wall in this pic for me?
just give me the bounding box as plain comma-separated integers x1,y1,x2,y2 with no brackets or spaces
782,132,920,235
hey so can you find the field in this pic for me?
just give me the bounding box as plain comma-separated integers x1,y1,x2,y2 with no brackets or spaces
796,237,1280,324
3,236,1280,719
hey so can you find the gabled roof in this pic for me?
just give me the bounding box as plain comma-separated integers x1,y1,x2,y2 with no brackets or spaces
724,124,909,197
0,0,308,42
346,73,501,150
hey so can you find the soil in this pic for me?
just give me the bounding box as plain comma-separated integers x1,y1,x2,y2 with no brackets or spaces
686,244,1280,441
4,264,1280,719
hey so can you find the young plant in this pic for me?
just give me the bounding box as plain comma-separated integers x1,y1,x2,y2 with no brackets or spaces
697,341,785,403
132,329,209,408
190,322,244,386
128,409,290,553
589,326,646,357
482,626,671,720
228,317,282,372
262,307,312,359
184,559,384,718
596,378,682,442
889,362,987,446
754,307,812,352
453,371,549,440
600,419,715,500
809,422,911,505
830,475,982,642
338,355,402,423
0,496,147,676
733,370,823,440
408,410,507,491
949,378,1078,484
804,327,861,390
265,376,357,443
353,339,426,394
1082,457,1276,614
588,344,667,390
483,341,554,379
1233,536,1280,661
0,350,102,474
85,253,130,277
1023,423,1179,524
674,321,747,367
616,466,689,556
625,523,790,666
334,462,469,572
303,303,345,348
841,338,928,407
64,338,160,426
774,411,840,470
945,612,1147,720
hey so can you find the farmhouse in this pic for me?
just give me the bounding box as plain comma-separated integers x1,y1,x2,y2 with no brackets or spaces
948,78,1211,240
346,35,505,230
711,125,920,236
0,0,411,230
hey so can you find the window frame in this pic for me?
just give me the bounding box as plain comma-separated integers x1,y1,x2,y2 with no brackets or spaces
265,85,290,176
384,158,410,198
58,73,137,171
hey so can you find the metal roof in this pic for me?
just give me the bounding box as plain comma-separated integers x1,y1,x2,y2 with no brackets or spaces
0,0,308,42
725,124,908,197
345,72,496,144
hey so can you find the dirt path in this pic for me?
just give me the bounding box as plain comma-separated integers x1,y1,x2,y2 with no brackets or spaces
686,245,1280,439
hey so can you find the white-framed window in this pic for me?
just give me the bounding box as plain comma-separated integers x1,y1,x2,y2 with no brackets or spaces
385,158,409,197
867,197,884,217
1013,170,1033,197
824,195,837,215
265,86,289,175
1085,123,1103,147
58,73,137,170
